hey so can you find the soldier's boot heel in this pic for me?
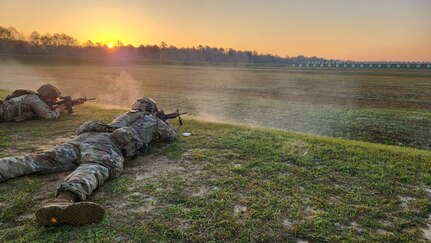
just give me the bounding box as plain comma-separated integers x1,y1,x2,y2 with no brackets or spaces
36,201,105,226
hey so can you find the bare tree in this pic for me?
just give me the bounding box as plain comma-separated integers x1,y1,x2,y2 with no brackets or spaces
159,41,167,63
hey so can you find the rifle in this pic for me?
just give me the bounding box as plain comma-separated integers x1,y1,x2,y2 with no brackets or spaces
156,109,187,130
51,96,96,114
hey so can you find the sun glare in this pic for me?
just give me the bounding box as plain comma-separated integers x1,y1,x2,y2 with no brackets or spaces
108,43,113,48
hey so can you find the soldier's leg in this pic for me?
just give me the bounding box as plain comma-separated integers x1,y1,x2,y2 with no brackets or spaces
36,151,124,226
0,143,80,182
57,154,125,201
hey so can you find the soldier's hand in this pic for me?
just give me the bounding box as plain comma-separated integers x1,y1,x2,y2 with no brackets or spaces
57,104,67,113
156,110,165,119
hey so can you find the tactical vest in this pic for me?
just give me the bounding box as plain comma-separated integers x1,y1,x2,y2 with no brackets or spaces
1,95,38,122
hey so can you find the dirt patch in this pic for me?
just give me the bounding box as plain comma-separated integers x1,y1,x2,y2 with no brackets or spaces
128,197,158,214
398,195,415,209
377,229,393,237
191,187,209,197
33,172,71,203
424,187,431,197
348,222,365,233
379,219,393,227
220,87,431,110
304,206,316,218
123,154,188,181
422,215,431,241
282,218,295,227
234,205,247,215
36,136,76,152
15,213,33,222
233,163,242,169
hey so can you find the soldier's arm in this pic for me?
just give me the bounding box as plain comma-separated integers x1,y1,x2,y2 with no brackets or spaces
27,95,61,120
156,117,177,141
109,111,143,128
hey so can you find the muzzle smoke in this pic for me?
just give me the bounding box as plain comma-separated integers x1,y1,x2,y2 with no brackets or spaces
97,71,142,108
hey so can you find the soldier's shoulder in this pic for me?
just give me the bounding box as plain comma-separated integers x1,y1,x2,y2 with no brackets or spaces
24,93,41,99
143,113,158,122
23,94,44,102
6,93,38,102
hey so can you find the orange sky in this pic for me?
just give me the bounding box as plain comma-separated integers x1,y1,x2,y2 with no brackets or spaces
1,0,430,61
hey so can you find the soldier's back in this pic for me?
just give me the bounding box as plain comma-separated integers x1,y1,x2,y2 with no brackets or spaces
1,94,38,121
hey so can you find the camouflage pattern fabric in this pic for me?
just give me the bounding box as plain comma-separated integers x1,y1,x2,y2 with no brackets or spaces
0,143,80,182
0,133,123,201
0,113,176,201
110,111,177,143
0,94,60,122
59,132,125,201
109,111,147,128
0,101,4,121
111,127,144,157
77,121,115,135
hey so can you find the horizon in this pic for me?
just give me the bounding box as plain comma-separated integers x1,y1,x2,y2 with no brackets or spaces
1,0,430,62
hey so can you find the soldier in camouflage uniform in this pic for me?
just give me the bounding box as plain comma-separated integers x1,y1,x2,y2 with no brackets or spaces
0,97,176,226
0,84,68,122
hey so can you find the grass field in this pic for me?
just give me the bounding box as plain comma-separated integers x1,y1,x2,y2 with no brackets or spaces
1,89,431,241
1,61,430,150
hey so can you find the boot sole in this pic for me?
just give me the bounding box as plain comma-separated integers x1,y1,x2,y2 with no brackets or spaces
36,202,105,226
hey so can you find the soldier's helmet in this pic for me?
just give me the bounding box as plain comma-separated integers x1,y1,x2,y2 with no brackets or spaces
36,84,61,98
131,97,158,113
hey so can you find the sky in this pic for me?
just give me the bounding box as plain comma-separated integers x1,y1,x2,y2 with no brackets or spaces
0,0,430,61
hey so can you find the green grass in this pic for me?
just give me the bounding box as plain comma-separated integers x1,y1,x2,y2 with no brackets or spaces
0,90,431,241
2,63,430,150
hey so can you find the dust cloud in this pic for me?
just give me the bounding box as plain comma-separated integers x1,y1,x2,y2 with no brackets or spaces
1,63,430,149
0,59,49,91
95,71,142,108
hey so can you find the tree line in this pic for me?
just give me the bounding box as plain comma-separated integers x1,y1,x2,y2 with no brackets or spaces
0,26,326,64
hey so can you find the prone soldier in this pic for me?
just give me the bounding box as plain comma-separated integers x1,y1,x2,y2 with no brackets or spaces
0,84,70,122
0,97,177,226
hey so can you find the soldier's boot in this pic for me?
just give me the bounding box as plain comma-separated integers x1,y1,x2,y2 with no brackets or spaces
35,191,105,226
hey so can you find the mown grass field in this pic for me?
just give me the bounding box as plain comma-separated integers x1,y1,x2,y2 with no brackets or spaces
1,62,430,150
1,89,431,241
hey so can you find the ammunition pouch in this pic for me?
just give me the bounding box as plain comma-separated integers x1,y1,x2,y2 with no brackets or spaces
111,126,144,157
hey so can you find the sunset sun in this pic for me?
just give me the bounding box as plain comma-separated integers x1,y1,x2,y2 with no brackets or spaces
107,43,113,48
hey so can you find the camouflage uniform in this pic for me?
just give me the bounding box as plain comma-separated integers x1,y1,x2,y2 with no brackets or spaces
0,94,61,122
0,111,176,201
